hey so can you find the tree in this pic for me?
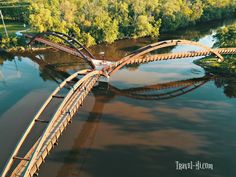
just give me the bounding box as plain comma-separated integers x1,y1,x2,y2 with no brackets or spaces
214,23,236,47
5,0,236,47
134,15,161,38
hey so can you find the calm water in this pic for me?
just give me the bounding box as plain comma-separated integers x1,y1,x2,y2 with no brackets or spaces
0,19,236,177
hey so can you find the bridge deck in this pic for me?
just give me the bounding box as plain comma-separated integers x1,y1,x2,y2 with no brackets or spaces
25,34,236,70
1,69,101,177
17,74,99,177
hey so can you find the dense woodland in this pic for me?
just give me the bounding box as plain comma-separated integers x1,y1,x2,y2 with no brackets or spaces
0,0,236,47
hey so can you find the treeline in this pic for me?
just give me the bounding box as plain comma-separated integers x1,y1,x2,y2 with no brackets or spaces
1,0,236,47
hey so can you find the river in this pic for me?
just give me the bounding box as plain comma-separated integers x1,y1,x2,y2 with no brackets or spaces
0,19,236,177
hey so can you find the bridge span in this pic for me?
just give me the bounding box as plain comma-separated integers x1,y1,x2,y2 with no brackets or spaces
25,32,236,74
1,31,236,177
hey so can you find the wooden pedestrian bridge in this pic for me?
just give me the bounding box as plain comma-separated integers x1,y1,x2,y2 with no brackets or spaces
1,31,236,177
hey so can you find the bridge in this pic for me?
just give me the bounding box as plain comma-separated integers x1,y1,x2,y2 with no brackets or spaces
1,31,236,177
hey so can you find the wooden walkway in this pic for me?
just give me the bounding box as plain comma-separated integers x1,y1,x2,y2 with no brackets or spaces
1,69,101,177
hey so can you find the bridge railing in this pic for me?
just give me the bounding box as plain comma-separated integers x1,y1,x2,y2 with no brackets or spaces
1,69,92,177
20,70,101,177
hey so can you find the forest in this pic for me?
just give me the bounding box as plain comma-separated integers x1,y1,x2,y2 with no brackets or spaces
0,0,236,47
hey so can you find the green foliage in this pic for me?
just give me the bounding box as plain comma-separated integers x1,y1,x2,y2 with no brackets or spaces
195,56,236,74
28,0,67,33
80,32,96,47
214,23,236,47
1,0,236,47
201,0,236,22
0,0,30,23
0,34,27,49
26,0,161,45
134,15,161,38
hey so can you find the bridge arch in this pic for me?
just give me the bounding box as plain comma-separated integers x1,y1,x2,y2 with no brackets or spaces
108,39,224,76
28,31,96,69
1,69,101,177
21,70,101,177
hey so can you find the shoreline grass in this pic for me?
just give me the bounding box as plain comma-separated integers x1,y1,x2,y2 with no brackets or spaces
194,56,236,76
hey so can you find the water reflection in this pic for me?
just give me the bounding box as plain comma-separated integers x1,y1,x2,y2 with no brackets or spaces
89,18,236,60
0,58,21,84
2,51,236,100
106,76,213,100
38,74,236,177
214,77,236,98
3,51,223,101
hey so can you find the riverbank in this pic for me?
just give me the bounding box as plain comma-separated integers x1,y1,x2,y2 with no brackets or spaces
195,56,236,76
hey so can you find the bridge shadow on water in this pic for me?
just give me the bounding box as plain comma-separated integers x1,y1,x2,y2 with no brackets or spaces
1,51,236,177
37,76,236,177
